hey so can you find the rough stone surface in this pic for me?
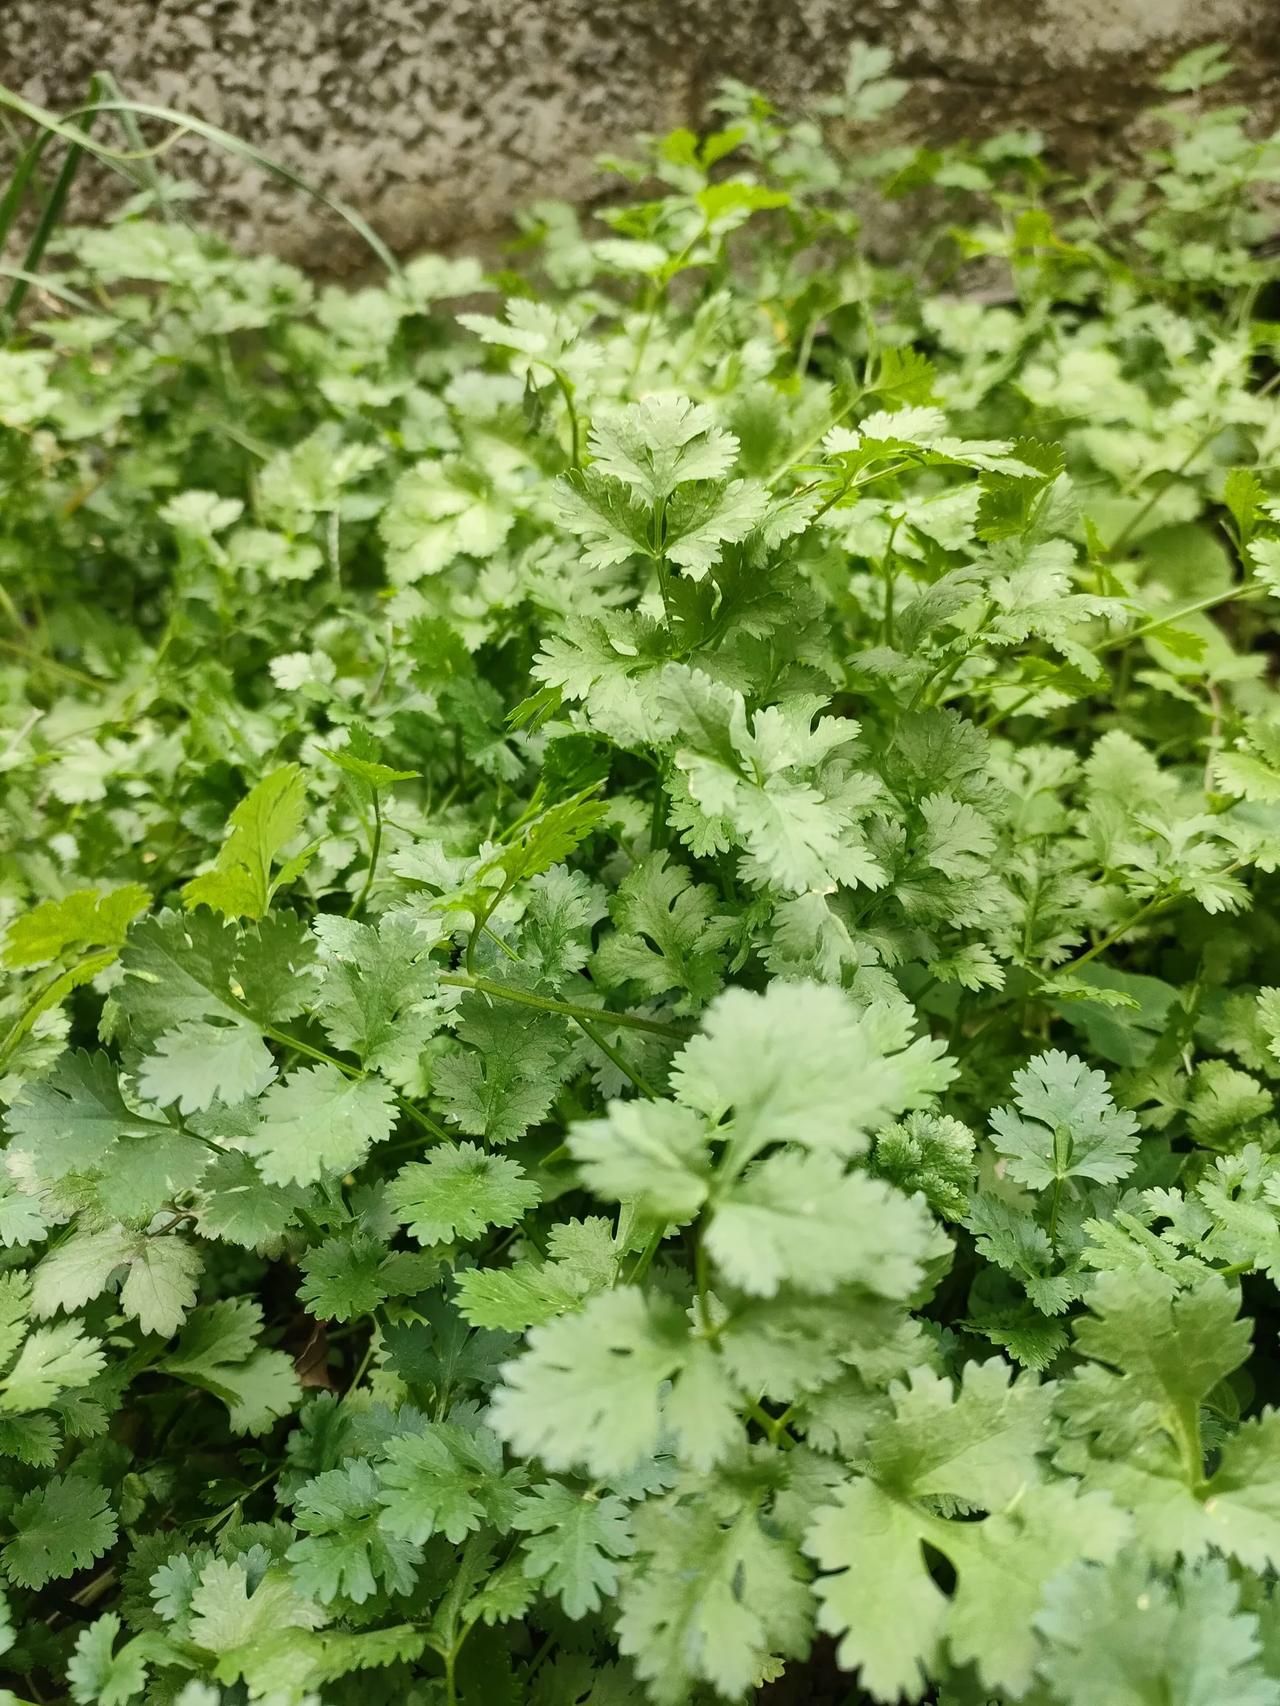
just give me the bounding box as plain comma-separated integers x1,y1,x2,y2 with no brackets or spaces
2,0,1278,268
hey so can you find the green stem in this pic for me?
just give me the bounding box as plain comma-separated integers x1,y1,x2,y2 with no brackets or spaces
481,921,521,963
652,491,675,639
151,1210,197,1237
625,1222,667,1285
1107,427,1219,554
524,1632,557,1687
395,1096,450,1143
327,506,341,588
628,227,705,386
2,74,103,328
1046,1174,1065,1250
0,637,101,687
768,1402,797,1446
200,1468,277,1533
767,384,868,486
572,1013,656,1096
828,459,915,522
263,1024,360,1076
551,367,580,467
348,789,382,918
1056,891,1171,976
343,1323,379,1398
465,871,516,975
649,764,670,853
881,522,900,648
0,578,23,631
917,648,966,710
743,1395,798,1447
443,972,692,1040
0,123,53,259
984,583,1267,732
744,1396,780,1436
694,1232,712,1334
655,552,675,632
913,601,997,711
1170,1397,1205,1489
1094,582,1266,652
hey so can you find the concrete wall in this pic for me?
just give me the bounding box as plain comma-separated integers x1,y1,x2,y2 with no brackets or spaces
3,0,1278,267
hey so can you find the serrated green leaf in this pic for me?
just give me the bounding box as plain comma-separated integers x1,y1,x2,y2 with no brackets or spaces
513,1481,634,1617
389,1143,539,1245
241,1064,396,1185
3,1474,117,1588
182,765,310,920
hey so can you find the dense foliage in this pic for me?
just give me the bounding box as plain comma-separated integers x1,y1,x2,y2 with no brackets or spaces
4,39,1280,1706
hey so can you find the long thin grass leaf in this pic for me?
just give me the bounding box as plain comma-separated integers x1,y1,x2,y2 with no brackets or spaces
0,85,399,276
3,76,106,326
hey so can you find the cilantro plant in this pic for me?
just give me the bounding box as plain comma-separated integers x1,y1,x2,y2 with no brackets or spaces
4,38,1280,1706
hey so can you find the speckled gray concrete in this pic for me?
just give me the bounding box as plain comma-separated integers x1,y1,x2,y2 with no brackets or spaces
3,0,1277,267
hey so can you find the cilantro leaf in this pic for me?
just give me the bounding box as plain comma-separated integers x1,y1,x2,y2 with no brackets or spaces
989,1049,1140,1189
672,982,954,1164
454,1217,620,1332
287,1460,421,1604
587,398,738,499
377,1419,522,1544
389,1143,540,1245
67,1613,151,1706
4,1049,170,1179
592,851,734,1011
181,764,311,920
1,1319,105,1414
311,915,442,1078
873,1111,976,1219
513,1481,635,1617
160,1299,300,1433
806,1361,1058,1700
4,1474,117,1588
3,884,149,968
433,1001,575,1144
617,1485,811,1705
490,1288,739,1478
1035,1554,1279,1706
706,1150,938,1299
242,1064,396,1185
136,1018,276,1115
297,1232,394,1323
